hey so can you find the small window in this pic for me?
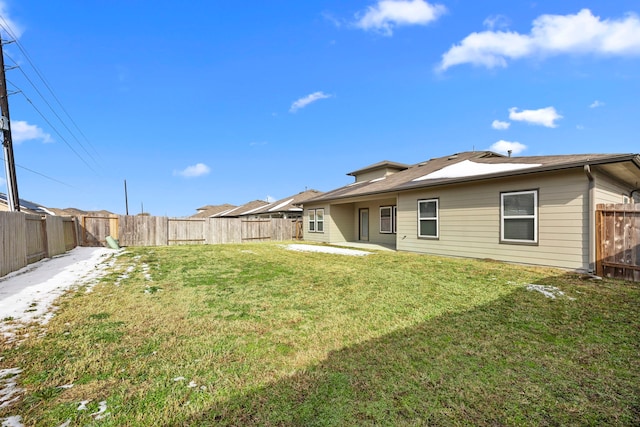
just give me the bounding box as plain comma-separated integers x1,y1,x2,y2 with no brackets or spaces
380,206,394,233
316,209,324,232
418,199,438,238
501,190,537,243
308,209,315,232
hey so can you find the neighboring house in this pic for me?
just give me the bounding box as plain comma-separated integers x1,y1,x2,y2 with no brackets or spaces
190,203,237,219
48,208,115,217
302,151,640,272
0,192,55,215
210,200,271,218
240,189,323,219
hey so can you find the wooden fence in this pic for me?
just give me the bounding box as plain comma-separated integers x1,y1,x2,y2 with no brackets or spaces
81,215,303,247
0,211,79,278
596,203,640,282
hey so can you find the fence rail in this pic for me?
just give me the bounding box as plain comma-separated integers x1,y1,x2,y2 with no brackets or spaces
596,203,640,282
83,215,302,247
1,212,302,278
0,212,78,278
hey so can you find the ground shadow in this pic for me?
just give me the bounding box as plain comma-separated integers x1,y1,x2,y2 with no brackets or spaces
172,273,640,426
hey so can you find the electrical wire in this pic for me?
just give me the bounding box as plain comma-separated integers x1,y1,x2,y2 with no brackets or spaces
0,155,76,188
0,17,103,165
4,51,100,168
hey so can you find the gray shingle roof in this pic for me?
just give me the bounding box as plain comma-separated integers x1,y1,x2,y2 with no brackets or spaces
305,151,640,203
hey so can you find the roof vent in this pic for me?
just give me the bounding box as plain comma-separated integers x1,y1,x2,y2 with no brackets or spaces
448,154,458,160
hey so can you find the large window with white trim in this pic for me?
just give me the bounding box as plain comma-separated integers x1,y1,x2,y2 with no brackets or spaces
501,190,538,243
308,208,324,233
379,206,396,234
418,199,438,238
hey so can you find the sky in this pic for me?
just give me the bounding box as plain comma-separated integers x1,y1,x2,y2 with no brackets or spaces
0,0,639,217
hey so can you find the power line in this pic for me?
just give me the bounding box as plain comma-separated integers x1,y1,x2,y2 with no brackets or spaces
4,51,100,168
0,17,103,163
0,154,76,188
18,90,99,174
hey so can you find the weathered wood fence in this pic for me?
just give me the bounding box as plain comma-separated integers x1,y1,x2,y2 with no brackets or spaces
596,203,640,282
81,215,303,247
0,211,79,277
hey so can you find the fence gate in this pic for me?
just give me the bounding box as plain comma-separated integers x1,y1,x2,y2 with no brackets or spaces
596,203,640,281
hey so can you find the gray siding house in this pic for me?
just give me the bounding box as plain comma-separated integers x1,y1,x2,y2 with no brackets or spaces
302,151,640,272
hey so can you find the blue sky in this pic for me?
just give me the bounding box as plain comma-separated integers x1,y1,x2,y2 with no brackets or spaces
1,0,639,216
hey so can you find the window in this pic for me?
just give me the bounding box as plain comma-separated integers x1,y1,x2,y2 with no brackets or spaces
418,199,438,238
501,190,537,243
393,206,397,234
380,206,396,234
308,208,324,233
316,209,324,232
308,209,315,232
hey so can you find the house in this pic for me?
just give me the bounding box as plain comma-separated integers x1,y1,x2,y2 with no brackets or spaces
0,192,55,215
210,200,271,218
239,189,323,219
302,151,640,272
190,203,237,218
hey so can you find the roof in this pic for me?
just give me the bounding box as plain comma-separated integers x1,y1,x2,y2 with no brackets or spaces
347,160,410,177
0,192,55,215
190,203,237,218
239,189,323,216
305,151,640,204
212,200,270,217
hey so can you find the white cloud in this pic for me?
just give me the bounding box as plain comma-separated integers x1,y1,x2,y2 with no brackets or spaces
355,0,446,36
509,107,562,128
266,195,276,203
289,91,332,113
0,176,5,188
589,100,605,108
174,163,211,178
491,120,510,130
483,15,510,30
0,1,24,39
489,140,527,155
11,120,53,144
439,9,640,71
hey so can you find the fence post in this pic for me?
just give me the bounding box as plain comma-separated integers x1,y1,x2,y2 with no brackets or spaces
595,206,603,277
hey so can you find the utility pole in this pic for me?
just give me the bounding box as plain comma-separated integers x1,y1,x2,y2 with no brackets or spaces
124,179,129,215
0,34,19,211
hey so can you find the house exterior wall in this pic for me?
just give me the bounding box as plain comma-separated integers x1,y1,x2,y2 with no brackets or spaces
396,169,591,270
352,198,397,245
353,168,400,183
594,170,632,204
303,203,331,243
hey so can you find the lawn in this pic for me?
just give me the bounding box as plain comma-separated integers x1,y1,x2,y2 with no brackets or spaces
1,242,639,426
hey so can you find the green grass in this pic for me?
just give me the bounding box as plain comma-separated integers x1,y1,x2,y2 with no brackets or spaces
1,242,639,426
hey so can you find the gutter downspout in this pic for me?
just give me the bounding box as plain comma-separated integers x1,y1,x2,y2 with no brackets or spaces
584,165,595,273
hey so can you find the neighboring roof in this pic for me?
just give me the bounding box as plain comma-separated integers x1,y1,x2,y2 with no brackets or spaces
347,160,410,177
305,151,640,203
0,192,55,215
190,203,237,218
239,189,324,216
212,200,270,217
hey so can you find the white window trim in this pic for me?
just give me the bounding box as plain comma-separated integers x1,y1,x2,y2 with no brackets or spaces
393,205,397,234
316,208,324,233
501,190,538,244
417,199,438,239
308,209,316,232
379,206,395,234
